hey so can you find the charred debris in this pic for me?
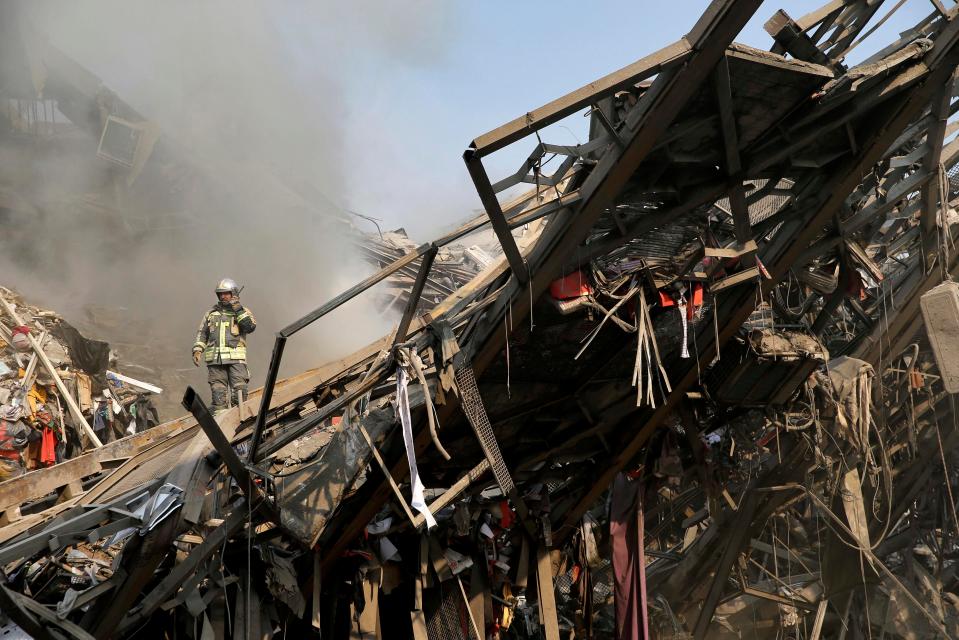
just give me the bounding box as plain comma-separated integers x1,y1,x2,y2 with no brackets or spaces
8,0,959,638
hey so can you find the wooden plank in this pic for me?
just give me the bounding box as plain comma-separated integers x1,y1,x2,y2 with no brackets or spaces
357,421,417,526
764,9,832,66
535,544,561,640
412,459,490,530
741,586,817,611
693,492,758,639
794,0,847,31
844,239,884,282
312,550,322,631
456,576,484,640
840,468,871,549
0,505,21,525
704,240,758,258
810,599,829,640
0,403,193,514
710,267,761,292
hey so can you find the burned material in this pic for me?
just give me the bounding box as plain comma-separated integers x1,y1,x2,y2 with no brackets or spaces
8,0,959,638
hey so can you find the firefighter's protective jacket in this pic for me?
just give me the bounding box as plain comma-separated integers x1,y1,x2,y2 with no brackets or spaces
193,303,256,365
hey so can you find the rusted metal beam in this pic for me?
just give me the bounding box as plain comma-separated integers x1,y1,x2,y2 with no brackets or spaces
920,77,955,266
558,20,959,540
470,0,766,380
693,492,758,638
714,55,756,266
469,38,693,157
182,387,279,522
765,9,833,66
464,151,529,285
118,503,249,632
394,243,438,345
248,243,431,462
315,0,757,571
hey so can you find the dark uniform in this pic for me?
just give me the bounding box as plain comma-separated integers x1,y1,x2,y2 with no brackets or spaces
193,302,256,412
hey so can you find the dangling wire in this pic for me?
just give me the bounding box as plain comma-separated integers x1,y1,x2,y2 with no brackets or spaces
247,481,253,638
633,290,672,407
712,292,721,365
525,258,535,333
937,162,952,281
505,298,511,399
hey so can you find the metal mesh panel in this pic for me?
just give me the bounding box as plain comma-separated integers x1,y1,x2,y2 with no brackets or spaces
454,364,514,495
591,560,613,605
426,580,481,640
99,437,195,501
554,559,613,607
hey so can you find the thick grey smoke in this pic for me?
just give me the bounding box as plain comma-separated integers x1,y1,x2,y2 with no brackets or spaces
0,0,454,413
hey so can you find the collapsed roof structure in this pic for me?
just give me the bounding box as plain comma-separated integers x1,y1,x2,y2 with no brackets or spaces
6,0,959,638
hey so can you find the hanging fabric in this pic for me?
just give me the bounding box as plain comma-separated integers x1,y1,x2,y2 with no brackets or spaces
610,473,649,640
677,296,690,359
633,292,672,408
395,365,437,529
40,426,56,467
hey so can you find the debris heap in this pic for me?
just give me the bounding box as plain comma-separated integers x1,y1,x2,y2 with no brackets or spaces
0,287,161,476
8,0,959,639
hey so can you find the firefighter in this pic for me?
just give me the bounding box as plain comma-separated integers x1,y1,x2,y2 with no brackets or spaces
0,417,34,480
192,278,257,413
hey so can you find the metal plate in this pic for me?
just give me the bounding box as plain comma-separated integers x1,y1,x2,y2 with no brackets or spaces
921,280,959,393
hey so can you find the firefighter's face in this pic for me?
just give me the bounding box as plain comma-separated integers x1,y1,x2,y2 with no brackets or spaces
218,291,233,303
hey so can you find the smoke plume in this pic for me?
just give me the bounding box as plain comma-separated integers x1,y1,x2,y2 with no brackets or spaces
0,0,454,413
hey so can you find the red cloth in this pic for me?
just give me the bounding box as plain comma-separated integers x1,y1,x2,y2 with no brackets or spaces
499,500,514,529
549,271,592,300
11,326,31,337
611,473,649,640
40,427,57,467
658,284,703,309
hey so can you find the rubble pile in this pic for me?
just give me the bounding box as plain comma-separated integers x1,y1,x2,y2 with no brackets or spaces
9,0,959,639
362,229,498,313
0,287,161,477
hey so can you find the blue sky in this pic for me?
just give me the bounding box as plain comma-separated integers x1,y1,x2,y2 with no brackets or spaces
323,0,932,238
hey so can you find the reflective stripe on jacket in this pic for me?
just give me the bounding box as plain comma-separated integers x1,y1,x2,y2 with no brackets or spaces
193,305,256,365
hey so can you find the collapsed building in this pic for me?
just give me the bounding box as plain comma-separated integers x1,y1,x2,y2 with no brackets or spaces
7,0,959,638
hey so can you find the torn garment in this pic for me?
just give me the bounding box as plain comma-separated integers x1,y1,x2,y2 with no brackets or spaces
610,473,649,640
396,367,436,529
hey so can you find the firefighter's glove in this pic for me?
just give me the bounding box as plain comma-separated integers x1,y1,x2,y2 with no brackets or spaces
193,350,202,367
231,300,243,312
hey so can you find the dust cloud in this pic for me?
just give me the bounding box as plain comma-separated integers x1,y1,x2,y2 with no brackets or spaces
0,1,454,413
